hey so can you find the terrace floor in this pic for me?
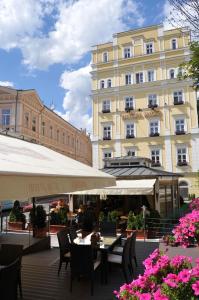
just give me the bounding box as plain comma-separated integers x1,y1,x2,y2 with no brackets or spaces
20,240,158,300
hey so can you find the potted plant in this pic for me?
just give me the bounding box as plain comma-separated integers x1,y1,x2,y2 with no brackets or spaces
107,210,119,223
126,211,146,239
8,200,26,230
50,201,68,233
30,205,47,238
99,211,105,223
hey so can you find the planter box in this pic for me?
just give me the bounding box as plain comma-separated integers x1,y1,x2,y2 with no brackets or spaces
50,224,67,234
8,221,25,231
34,227,48,238
126,229,148,239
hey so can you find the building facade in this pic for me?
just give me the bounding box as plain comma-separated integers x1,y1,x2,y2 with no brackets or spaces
0,86,92,166
91,24,199,197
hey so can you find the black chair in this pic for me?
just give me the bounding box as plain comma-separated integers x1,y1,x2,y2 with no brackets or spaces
107,237,132,283
0,257,20,300
0,244,23,298
100,221,116,236
129,231,138,272
57,229,71,275
68,226,77,243
70,244,101,296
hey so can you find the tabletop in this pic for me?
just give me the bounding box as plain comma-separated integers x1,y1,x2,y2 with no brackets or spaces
74,233,121,250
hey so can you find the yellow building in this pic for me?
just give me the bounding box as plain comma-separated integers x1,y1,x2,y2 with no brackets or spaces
0,86,92,166
91,24,199,198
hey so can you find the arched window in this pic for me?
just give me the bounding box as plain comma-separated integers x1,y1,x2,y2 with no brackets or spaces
170,69,175,79
100,80,105,89
179,181,189,201
107,79,112,88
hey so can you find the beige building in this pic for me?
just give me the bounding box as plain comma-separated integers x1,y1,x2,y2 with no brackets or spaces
91,24,199,198
0,86,92,166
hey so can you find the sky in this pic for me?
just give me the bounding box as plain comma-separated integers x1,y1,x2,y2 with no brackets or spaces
0,0,173,133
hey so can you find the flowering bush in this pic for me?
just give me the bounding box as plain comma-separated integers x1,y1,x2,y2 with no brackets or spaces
189,198,199,211
114,249,199,300
172,210,199,247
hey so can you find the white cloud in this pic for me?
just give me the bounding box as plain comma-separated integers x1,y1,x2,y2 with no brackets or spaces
58,64,92,132
0,81,14,87
0,0,145,69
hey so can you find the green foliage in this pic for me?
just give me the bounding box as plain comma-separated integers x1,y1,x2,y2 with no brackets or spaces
30,205,47,229
127,211,144,230
178,41,199,89
107,210,119,223
9,207,26,223
99,211,105,223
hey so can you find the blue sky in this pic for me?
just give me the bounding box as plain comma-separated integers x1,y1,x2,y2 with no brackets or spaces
0,0,170,132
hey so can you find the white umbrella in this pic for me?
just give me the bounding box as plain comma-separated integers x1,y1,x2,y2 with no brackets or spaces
0,134,115,200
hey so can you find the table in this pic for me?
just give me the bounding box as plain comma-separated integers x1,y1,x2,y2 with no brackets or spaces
74,233,121,283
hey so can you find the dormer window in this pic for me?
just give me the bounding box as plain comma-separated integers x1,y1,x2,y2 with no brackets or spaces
171,39,177,50
103,52,108,62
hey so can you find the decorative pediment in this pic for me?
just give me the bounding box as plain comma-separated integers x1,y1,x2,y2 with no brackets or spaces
121,111,143,120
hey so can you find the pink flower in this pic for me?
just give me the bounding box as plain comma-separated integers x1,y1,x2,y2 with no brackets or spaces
163,273,178,288
192,281,199,296
153,289,169,300
178,269,191,283
139,293,151,300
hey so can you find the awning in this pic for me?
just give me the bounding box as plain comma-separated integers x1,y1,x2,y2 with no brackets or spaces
0,135,115,201
69,179,156,195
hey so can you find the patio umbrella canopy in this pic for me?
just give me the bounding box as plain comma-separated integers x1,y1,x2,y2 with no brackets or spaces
69,179,156,195
0,134,115,201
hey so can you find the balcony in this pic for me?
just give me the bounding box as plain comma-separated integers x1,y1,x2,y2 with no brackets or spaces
175,130,186,135
148,104,158,109
151,162,161,167
174,100,184,105
126,134,135,139
177,161,188,166
103,136,111,141
125,106,134,112
102,109,111,113
149,132,160,137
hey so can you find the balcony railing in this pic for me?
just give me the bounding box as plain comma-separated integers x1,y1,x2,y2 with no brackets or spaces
151,162,161,167
177,161,188,166
103,136,111,140
102,109,111,113
149,132,160,137
174,100,184,105
148,104,158,109
125,106,134,112
175,130,186,135
126,134,135,139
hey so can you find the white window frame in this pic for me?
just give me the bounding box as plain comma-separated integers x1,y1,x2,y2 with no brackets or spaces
148,94,158,107
100,80,105,89
151,148,161,165
103,150,112,159
103,124,112,140
149,119,160,136
173,90,183,104
175,117,186,133
102,52,108,63
125,73,132,85
145,42,154,54
102,100,111,112
176,145,188,164
126,147,136,157
107,79,112,88
126,122,135,138
125,96,134,110
123,47,131,59
147,69,155,82
2,108,11,126
171,38,178,50
135,72,144,84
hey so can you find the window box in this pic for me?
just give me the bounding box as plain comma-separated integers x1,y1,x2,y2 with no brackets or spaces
103,136,111,140
102,109,111,113
149,132,160,137
126,134,135,139
175,130,186,135
125,106,134,112
174,100,184,105
177,161,188,166
148,104,158,109
151,162,161,167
